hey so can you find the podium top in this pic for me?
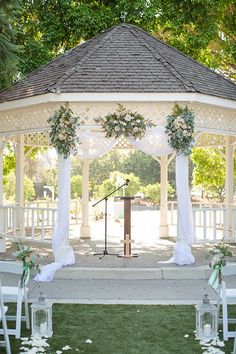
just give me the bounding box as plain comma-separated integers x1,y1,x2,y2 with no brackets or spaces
119,196,135,200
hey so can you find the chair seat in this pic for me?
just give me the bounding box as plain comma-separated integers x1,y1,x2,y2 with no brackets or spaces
220,289,236,303
2,286,28,301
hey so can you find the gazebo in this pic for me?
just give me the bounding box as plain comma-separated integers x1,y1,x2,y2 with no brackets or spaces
0,24,236,274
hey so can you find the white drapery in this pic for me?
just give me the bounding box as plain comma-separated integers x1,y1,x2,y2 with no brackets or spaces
35,154,75,282
127,127,195,265
35,126,195,282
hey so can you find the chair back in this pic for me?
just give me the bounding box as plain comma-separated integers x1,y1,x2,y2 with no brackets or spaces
222,263,236,277
0,261,22,275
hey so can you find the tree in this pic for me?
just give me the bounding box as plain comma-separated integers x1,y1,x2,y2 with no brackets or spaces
191,147,226,201
3,171,35,201
71,175,82,199
0,0,23,89
121,151,160,185
93,171,141,199
142,183,175,205
13,0,235,82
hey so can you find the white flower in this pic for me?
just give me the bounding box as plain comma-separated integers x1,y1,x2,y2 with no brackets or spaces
114,126,120,131
58,134,65,140
133,127,139,132
124,115,132,122
136,119,141,123
85,339,93,344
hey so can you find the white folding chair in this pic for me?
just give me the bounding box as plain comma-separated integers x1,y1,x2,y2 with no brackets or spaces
0,280,11,354
0,261,30,339
218,263,236,341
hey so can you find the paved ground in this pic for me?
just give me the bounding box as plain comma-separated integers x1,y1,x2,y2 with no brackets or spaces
1,208,236,305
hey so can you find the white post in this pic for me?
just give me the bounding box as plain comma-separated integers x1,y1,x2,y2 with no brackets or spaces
225,136,234,239
0,138,6,251
80,160,91,239
159,155,169,238
16,135,24,230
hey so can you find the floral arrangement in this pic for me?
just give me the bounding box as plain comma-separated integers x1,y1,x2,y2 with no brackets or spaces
47,103,80,158
208,239,232,289
14,242,40,287
165,104,195,156
209,239,232,271
94,104,154,139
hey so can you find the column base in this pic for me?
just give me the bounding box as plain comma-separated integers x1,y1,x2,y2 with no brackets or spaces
0,238,6,253
80,225,91,239
159,225,169,238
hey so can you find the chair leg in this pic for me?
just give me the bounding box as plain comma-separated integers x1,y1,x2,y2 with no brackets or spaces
2,315,11,354
24,297,30,329
15,297,22,339
222,298,229,341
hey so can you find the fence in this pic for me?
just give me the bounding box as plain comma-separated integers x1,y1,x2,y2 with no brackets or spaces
0,201,235,245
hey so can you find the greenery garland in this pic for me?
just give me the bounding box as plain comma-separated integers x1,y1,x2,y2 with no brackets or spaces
47,103,80,158
94,104,154,139
165,104,195,156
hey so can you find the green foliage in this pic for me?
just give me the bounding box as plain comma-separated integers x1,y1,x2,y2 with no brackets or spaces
3,143,15,178
2,0,236,88
71,175,82,199
89,151,125,186
121,150,160,185
93,172,141,199
142,183,175,205
0,0,23,89
13,241,40,287
165,104,195,156
47,104,80,158
209,238,233,269
95,104,154,139
191,147,225,201
3,171,35,201
24,176,35,201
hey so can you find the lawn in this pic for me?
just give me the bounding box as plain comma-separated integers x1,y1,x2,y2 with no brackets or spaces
7,304,235,354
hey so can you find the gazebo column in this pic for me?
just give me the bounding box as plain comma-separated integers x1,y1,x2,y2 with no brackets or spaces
80,160,91,239
0,138,6,251
15,134,24,229
159,155,169,238
225,136,234,239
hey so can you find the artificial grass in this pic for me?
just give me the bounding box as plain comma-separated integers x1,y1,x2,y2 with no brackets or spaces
6,304,235,354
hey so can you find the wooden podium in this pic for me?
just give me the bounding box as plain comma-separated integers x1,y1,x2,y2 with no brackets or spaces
119,196,138,258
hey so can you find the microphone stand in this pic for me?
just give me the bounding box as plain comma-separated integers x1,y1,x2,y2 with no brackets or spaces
92,180,129,259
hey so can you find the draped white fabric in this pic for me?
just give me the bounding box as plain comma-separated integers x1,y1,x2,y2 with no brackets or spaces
35,154,75,282
129,127,173,156
77,130,116,160
129,127,195,265
35,126,195,282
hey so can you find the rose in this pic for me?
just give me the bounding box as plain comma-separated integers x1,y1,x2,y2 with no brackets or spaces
133,127,139,132
124,115,132,122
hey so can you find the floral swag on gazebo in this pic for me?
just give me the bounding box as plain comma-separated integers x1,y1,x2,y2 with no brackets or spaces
35,102,196,282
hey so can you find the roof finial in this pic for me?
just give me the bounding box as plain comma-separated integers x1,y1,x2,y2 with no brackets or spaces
120,11,128,23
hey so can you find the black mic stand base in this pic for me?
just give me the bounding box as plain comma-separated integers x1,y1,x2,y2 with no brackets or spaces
94,250,118,259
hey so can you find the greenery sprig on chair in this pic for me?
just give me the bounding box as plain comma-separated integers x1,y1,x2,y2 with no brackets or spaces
165,104,195,156
95,104,154,139
208,239,232,290
47,103,80,158
14,242,40,288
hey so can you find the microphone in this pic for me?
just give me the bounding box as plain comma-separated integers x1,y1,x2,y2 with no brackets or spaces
126,179,129,185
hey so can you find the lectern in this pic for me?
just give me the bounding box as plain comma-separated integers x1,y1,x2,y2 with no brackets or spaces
119,196,138,258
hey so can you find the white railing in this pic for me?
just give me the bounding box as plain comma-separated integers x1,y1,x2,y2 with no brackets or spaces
1,201,235,245
168,201,236,243
0,200,81,244
0,205,57,243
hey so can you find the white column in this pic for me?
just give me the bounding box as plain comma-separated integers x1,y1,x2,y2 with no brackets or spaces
225,136,234,239
15,135,24,229
0,138,6,251
159,155,169,238
80,160,91,239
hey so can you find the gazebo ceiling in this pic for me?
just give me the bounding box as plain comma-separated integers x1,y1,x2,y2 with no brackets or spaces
0,23,236,104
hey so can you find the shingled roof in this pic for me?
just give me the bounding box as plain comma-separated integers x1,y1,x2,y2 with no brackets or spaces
0,23,236,103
